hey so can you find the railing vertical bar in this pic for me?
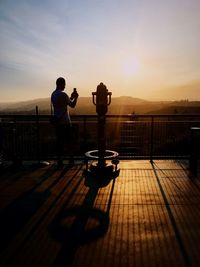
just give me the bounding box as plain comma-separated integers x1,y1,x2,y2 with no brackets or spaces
12,116,17,165
150,116,154,162
83,116,87,153
36,106,40,163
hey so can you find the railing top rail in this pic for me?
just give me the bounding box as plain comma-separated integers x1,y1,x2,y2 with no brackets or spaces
1,114,200,120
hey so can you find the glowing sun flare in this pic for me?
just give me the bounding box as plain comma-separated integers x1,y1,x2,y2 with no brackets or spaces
122,57,140,76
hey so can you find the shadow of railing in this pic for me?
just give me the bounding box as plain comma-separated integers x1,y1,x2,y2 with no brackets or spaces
0,164,79,253
151,161,192,267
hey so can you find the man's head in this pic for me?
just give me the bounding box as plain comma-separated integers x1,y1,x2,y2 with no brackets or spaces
56,77,66,91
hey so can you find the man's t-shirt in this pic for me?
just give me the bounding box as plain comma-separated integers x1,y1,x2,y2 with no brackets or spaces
51,89,71,125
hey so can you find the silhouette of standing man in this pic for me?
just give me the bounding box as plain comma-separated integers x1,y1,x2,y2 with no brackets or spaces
51,77,79,167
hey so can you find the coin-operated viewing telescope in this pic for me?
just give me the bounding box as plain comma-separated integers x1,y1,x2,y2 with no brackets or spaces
92,82,112,115
84,82,120,184
92,83,111,166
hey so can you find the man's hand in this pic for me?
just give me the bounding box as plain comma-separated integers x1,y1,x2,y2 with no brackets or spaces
71,89,79,99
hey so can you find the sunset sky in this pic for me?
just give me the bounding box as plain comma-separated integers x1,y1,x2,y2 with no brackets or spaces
0,0,200,102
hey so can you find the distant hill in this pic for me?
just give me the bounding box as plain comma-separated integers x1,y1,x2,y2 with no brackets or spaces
0,96,151,115
0,98,50,112
0,97,200,115
147,105,200,115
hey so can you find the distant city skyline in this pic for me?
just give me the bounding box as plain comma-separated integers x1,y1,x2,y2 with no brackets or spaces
1,0,200,102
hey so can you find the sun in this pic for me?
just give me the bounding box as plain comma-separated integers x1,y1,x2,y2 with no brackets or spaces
122,56,140,77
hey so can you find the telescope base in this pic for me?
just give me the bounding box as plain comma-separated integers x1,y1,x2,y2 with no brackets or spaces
83,163,120,187
84,149,120,186
85,163,119,177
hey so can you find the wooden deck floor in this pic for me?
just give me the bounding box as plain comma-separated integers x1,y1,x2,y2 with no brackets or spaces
0,160,200,267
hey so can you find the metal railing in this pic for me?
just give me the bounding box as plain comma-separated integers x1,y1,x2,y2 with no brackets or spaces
0,114,200,162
